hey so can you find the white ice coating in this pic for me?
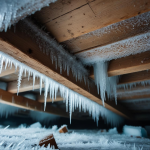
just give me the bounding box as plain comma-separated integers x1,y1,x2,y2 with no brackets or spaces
19,19,89,83
94,61,119,105
0,0,57,32
0,51,123,126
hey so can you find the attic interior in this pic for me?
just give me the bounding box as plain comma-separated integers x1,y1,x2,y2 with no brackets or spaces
0,0,150,149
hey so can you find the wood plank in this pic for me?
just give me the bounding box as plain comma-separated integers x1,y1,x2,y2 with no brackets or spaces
7,77,44,93
108,50,150,76
42,0,150,42
38,93,63,103
0,65,17,77
63,12,150,53
0,88,69,118
119,70,150,85
0,26,131,119
90,50,150,78
34,0,93,24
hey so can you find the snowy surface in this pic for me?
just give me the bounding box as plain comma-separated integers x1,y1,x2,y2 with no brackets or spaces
0,124,150,150
0,0,57,32
123,125,147,138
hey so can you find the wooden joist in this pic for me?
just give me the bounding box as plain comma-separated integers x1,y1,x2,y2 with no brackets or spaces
0,89,69,118
63,12,150,53
90,51,150,78
8,77,44,93
35,0,150,42
119,70,150,85
0,65,17,77
0,26,131,119
38,93,63,103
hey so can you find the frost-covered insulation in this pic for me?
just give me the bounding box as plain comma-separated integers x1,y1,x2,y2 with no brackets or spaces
94,61,119,105
19,19,89,83
0,0,57,32
76,32,150,64
0,51,123,125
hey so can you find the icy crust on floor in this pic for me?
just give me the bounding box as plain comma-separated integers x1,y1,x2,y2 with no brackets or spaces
123,125,148,138
0,124,149,150
0,51,123,125
19,19,89,84
0,0,57,32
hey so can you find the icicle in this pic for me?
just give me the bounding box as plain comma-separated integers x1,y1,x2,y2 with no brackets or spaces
0,51,123,126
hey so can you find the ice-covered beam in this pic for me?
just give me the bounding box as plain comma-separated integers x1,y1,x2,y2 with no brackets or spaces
38,93,63,103
90,50,150,78
0,89,69,118
0,26,131,119
35,0,150,42
7,77,44,93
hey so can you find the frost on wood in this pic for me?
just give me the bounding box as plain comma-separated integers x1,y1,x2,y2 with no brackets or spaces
94,61,119,105
0,0,57,32
19,19,89,83
76,32,150,64
0,51,123,126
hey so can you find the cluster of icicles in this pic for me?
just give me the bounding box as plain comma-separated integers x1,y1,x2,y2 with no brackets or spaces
19,19,89,83
0,51,123,126
94,61,119,105
0,0,57,32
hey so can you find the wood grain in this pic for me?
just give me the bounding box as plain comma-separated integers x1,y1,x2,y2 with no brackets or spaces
41,0,150,42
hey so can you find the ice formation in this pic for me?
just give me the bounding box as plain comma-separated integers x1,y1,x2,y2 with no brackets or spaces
0,0,57,32
117,79,150,90
123,125,147,138
94,61,119,105
19,19,89,83
0,102,19,118
0,51,123,125
0,125,148,150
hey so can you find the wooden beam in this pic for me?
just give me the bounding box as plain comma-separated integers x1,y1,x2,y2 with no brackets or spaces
38,93,63,103
0,88,69,118
7,77,44,93
0,65,17,77
90,50,150,78
63,12,150,54
119,70,150,85
34,0,93,24
0,26,131,119
38,0,150,42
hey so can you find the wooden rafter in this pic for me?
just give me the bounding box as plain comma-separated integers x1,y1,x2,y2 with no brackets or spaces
0,26,131,119
90,50,150,78
8,77,44,93
0,89,69,118
37,93,63,103
34,0,150,42
0,65,18,77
